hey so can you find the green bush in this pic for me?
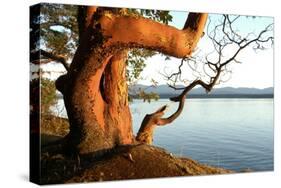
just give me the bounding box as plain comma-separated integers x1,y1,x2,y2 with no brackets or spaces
30,78,57,115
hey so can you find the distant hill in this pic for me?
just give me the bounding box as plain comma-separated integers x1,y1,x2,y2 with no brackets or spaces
129,84,274,98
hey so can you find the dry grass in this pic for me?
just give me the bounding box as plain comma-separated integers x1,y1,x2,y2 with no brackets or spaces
40,144,233,184
41,114,69,137
39,115,233,185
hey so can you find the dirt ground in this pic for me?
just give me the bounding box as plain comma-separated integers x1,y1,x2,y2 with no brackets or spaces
39,115,233,185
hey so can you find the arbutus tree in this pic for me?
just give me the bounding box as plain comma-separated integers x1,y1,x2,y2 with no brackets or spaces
30,4,273,156
64,8,207,154
30,4,208,155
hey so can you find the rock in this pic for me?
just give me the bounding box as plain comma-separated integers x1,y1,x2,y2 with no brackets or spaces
40,141,233,185
65,144,233,183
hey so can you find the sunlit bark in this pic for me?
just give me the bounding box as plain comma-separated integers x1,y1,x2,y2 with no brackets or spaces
56,7,208,154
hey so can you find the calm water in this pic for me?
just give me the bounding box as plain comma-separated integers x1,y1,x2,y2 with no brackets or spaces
53,98,274,172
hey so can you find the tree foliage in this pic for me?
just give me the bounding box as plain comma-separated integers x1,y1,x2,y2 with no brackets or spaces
39,4,78,58
31,4,173,85
30,4,177,106
137,91,160,103
30,4,273,108
30,77,57,114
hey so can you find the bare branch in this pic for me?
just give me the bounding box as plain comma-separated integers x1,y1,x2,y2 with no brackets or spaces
136,14,273,145
166,58,185,80
157,93,186,125
30,49,69,71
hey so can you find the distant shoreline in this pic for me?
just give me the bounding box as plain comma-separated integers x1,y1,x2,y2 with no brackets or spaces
157,94,274,99
57,94,273,99
128,85,273,99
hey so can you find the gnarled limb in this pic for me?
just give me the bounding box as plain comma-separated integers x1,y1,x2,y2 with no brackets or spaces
136,91,186,144
56,8,208,153
100,12,208,58
136,105,168,144
138,15,273,145
136,65,219,145
30,49,69,71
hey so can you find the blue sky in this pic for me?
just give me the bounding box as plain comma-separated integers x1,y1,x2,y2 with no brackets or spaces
137,11,274,88
41,11,274,89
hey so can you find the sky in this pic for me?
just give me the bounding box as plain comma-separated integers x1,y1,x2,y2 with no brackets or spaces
137,11,274,88
41,11,274,89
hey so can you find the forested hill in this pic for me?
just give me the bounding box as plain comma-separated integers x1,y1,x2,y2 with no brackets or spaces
129,85,274,98
56,85,273,98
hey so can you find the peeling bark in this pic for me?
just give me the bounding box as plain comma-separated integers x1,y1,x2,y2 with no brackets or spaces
103,51,133,145
55,7,208,154
100,13,208,58
136,93,186,144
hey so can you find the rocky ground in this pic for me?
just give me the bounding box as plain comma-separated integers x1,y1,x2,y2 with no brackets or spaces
39,115,233,185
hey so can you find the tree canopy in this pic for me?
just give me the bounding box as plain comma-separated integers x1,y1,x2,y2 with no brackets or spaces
30,4,174,85
30,4,185,103
30,3,273,153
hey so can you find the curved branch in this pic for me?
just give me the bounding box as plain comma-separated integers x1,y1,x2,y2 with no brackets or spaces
140,15,273,147
157,93,186,125
136,105,167,144
30,49,69,71
136,61,221,145
170,66,221,102
100,13,208,58
220,27,273,67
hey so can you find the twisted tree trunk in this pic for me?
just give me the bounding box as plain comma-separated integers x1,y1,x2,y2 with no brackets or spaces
56,7,208,154
136,94,186,144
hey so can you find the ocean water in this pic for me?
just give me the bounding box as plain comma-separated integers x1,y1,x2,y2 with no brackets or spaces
53,98,274,172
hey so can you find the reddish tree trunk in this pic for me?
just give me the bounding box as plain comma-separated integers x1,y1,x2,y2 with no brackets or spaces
56,7,207,154
103,51,133,145
59,46,134,154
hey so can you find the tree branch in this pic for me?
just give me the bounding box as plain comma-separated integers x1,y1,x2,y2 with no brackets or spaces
136,14,273,145
162,15,273,128
157,93,186,125
100,12,208,58
30,49,69,71
78,6,97,42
